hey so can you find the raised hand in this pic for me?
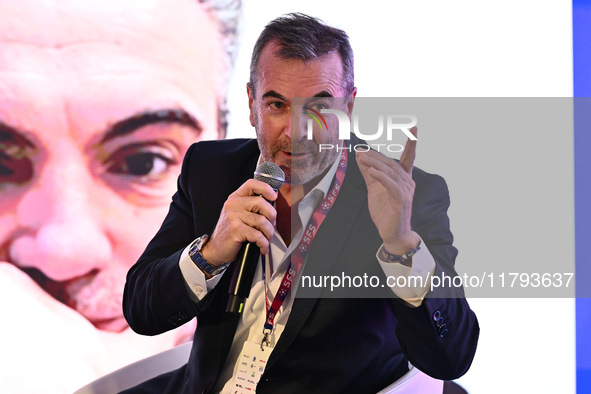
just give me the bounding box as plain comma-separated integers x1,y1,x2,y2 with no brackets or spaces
355,127,420,255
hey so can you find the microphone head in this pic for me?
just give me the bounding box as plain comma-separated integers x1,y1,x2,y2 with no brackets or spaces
254,162,285,192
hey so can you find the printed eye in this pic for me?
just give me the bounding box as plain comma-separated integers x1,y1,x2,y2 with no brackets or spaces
105,143,176,179
0,144,34,185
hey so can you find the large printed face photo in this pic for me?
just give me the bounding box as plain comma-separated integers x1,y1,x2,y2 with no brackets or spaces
0,0,578,393
0,0,228,391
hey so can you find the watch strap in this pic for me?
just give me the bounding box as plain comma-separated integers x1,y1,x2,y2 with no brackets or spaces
188,235,230,276
378,241,421,267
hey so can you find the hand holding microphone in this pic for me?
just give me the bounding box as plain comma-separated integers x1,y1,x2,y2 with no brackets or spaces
198,163,284,313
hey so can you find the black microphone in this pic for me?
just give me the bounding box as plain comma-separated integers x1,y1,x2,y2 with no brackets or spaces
226,162,285,314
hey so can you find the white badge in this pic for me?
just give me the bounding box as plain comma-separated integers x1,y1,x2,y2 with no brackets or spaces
232,341,270,393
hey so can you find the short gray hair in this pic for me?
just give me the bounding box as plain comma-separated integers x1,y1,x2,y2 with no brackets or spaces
249,13,354,97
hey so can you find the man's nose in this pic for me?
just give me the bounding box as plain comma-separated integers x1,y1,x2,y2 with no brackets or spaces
288,110,309,142
9,153,112,281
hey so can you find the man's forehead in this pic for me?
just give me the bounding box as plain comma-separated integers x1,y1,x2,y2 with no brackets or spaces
256,43,346,98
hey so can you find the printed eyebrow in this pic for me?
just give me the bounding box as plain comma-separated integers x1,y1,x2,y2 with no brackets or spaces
100,108,203,144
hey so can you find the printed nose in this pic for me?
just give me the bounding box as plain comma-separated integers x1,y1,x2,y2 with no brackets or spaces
9,154,112,281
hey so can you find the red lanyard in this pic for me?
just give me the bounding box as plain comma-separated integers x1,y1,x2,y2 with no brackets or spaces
260,150,348,348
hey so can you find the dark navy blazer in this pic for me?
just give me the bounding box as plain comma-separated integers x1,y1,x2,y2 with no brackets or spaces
123,136,479,394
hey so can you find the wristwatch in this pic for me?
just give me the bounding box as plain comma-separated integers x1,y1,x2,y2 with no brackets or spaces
188,235,230,276
378,241,421,267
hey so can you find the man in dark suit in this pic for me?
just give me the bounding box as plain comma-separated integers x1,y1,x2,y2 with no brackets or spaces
123,13,479,393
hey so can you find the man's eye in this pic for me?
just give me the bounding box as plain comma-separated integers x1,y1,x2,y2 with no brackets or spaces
304,103,329,114
313,101,333,111
105,144,175,178
0,148,34,185
269,101,284,110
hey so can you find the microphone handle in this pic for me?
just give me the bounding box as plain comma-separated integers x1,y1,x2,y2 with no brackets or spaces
226,242,261,313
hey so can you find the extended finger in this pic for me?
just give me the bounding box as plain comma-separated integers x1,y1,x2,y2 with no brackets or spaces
399,126,417,174
356,148,396,167
366,165,415,196
357,151,412,185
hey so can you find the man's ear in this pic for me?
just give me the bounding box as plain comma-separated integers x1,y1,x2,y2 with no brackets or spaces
346,87,357,116
247,82,255,127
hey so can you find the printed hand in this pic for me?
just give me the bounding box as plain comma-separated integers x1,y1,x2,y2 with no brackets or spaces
0,262,193,393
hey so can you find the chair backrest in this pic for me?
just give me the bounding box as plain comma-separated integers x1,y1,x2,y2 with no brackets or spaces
75,344,442,394
73,341,193,394
376,363,443,393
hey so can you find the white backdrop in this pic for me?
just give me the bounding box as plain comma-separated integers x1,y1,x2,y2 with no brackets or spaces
227,1,575,393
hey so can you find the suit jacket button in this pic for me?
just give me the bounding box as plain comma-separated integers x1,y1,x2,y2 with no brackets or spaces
436,317,444,327
433,310,441,321
439,328,449,338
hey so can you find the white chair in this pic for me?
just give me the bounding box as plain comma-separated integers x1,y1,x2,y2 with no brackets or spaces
75,344,442,394
73,341,193,394
377,363,443,393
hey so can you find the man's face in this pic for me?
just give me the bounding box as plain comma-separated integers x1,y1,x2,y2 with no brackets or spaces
248,42,355,185
0,0,223,332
